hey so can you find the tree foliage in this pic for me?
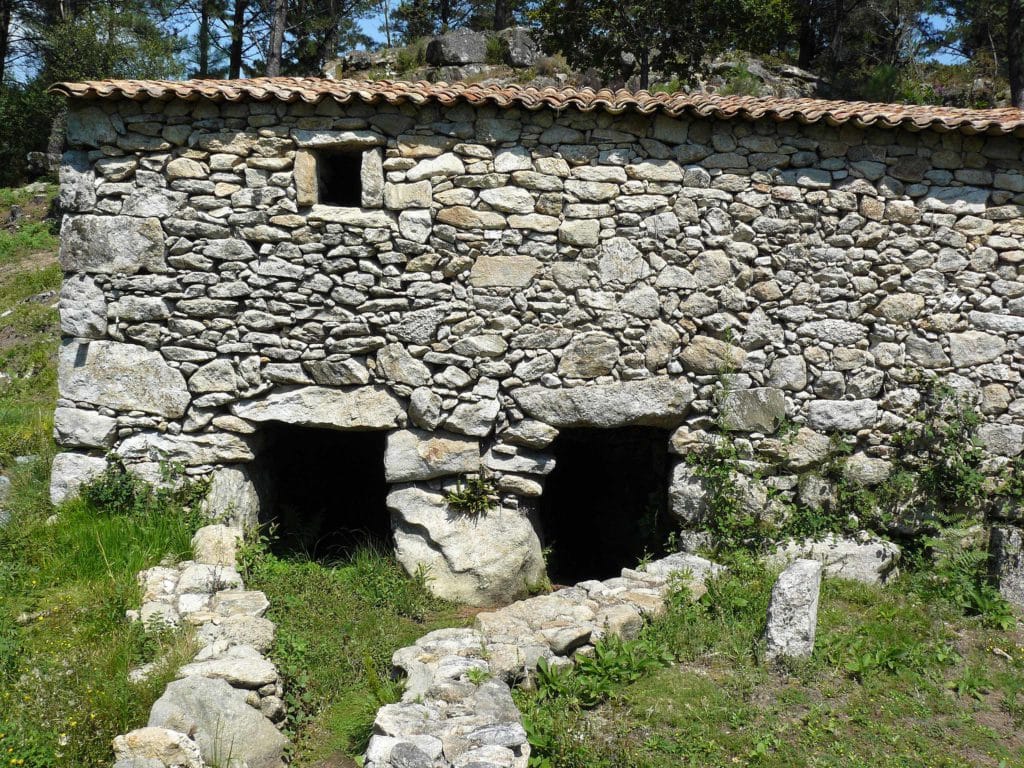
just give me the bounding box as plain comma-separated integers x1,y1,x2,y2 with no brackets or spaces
532,0,795,89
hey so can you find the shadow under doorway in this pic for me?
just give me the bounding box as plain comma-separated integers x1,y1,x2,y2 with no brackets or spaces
255,423,390,561
537,426,674,585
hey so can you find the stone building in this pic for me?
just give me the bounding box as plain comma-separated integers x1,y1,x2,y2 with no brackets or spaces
50,77,1024,606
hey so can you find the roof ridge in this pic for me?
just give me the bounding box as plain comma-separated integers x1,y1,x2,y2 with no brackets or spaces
50,76,1024,136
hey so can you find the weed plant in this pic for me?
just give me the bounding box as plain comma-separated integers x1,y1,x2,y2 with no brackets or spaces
444,473,498,516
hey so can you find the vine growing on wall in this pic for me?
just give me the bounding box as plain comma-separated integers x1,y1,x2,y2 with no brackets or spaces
683,377,1020,554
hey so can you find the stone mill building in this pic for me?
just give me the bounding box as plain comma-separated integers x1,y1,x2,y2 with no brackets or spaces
50,77,1024,606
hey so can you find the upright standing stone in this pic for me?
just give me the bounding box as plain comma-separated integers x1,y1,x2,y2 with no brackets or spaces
989,526,1024,608
764,559,822,662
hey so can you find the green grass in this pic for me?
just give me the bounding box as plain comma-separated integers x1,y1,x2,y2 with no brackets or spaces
0,184,60,468
244,543,466,764
0,183,58,266
0,221,59,264
517,556,1024,768
0,466,207,767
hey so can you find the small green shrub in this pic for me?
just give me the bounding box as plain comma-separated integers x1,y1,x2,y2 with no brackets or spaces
719,63,763,97
79,457,208,524
485,35,504,65
395,38,428,74
444,474,498,517
684,440,772,552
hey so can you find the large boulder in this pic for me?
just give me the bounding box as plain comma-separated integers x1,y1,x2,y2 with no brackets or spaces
148,676,287,768
513,378,693,428
388,484,545,606
231,385,404,430
764,559,822,662
497,27,540,68
426,28,488,65
58,340,190,419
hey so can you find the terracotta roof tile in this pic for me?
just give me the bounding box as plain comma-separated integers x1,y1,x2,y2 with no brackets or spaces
50,76,1024,136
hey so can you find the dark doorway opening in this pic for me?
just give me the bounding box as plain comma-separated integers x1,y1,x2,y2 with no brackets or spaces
257,423,389,560
537,427,673,585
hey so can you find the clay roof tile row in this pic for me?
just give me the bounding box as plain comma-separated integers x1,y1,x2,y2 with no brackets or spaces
50,76,1024,136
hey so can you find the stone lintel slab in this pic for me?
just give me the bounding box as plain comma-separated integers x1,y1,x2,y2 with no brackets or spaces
512,378,694,429
231,385,405,430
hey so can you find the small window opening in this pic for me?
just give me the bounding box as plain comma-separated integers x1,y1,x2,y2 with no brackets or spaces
318,149,362,207
536,426,673,585
256,423,389,559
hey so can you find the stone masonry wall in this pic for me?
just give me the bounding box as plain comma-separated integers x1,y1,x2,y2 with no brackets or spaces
53,90,1024,605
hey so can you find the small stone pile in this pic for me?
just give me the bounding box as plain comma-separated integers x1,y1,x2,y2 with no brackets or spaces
364,552,724,768
114,524,289,768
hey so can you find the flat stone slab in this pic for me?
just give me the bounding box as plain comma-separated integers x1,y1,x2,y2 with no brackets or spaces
772,534,900,585
232,385,404,430
59,340,190,418
384,429,481,483
149,676,287,768
513,378,693,428
60,214,166,274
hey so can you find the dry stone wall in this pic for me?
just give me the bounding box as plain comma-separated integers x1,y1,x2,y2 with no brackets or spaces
53,89,1024,605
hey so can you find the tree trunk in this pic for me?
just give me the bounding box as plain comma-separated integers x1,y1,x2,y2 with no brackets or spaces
639,47,649,90
266,0,287,75
494,0,511,30
198,0,211,77
796,0,817,69
381,0,391,47
229,0,248,79
1011,0,1024,106
0,0,12,85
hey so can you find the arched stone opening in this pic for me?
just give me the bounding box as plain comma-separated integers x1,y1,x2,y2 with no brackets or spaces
536,426,673,585
255,422,389,559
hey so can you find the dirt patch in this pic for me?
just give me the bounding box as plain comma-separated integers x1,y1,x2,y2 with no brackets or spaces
310,752,361,768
